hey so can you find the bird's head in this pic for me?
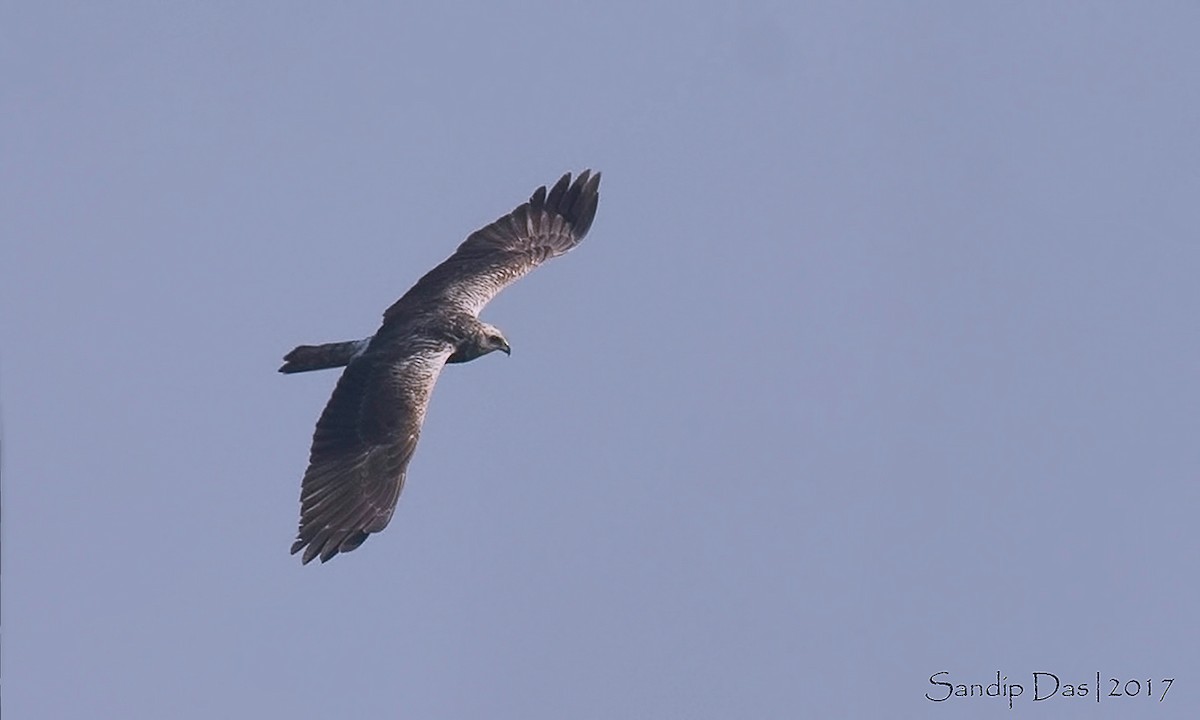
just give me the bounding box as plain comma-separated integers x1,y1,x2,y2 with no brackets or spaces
480,323,511,357
447,321,511,364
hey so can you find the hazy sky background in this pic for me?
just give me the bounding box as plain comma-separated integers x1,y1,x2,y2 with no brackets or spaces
3,2,1198,717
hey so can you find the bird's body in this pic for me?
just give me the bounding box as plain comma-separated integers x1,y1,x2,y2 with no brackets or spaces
283,171,601,563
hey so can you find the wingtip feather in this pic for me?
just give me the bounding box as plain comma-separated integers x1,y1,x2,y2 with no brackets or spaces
566,169,600,240
545,172,572,208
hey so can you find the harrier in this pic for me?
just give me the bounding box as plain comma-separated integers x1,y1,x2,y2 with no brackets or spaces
282,171,601,563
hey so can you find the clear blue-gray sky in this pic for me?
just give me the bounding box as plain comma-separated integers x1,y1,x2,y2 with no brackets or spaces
3,2,1198,717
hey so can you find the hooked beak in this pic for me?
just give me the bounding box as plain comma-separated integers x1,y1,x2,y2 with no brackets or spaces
498,340,511,356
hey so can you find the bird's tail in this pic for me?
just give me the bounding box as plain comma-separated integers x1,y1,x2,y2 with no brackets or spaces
279,337,371,374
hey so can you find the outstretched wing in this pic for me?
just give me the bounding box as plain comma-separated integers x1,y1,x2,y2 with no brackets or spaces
291,342,453,564
383,170,601,322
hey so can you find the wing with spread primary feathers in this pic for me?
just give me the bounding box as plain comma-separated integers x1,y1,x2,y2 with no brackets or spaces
291,343,452,563
383,170,601,322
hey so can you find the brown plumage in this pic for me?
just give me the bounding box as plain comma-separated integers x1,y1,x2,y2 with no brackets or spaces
283,171,601,563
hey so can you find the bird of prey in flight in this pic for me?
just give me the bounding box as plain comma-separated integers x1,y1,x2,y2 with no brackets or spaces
281,171,601,563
